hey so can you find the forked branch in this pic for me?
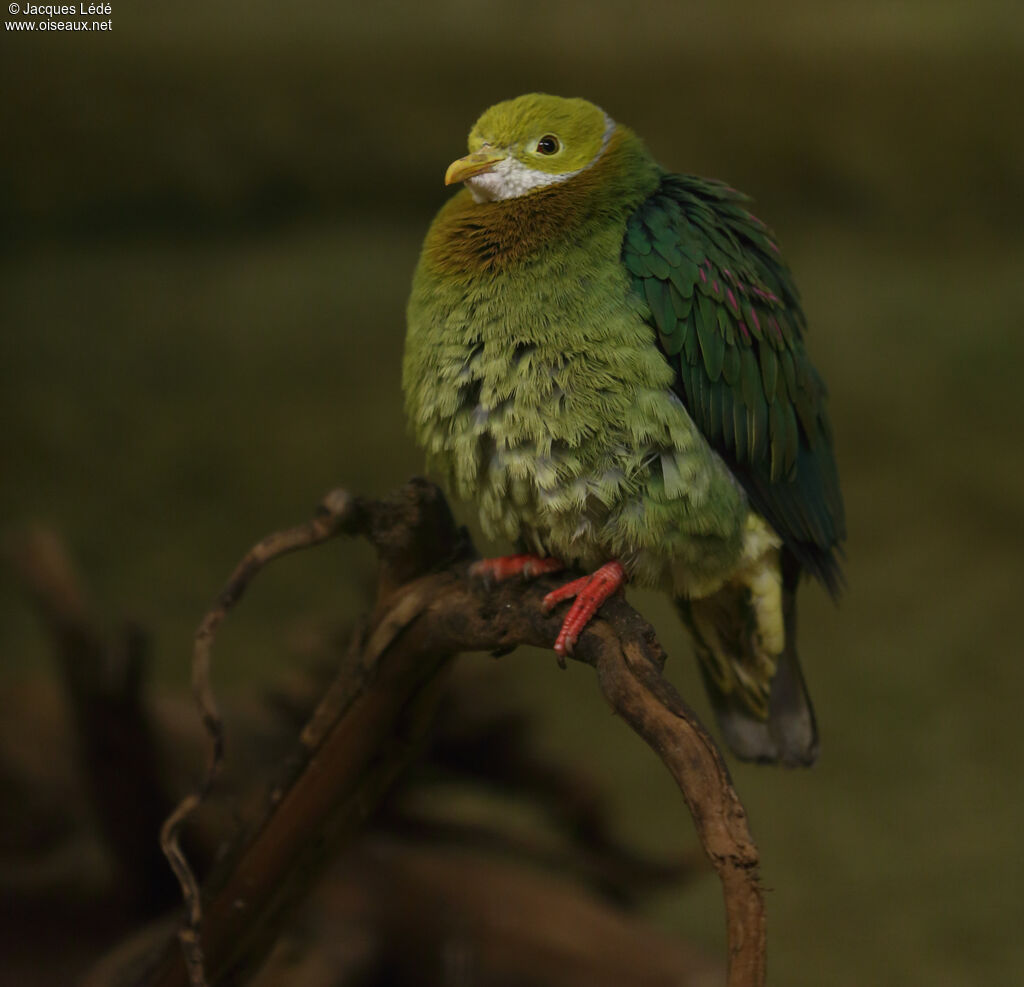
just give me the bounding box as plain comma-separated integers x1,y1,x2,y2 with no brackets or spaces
143,478,764,987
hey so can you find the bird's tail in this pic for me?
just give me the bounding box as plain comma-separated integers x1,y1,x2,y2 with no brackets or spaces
675,560,818,767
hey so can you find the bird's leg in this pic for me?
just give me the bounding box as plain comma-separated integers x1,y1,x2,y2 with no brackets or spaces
542,560,627,663
469,553,564,585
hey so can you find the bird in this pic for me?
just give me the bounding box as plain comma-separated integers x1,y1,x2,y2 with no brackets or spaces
404,94,845,766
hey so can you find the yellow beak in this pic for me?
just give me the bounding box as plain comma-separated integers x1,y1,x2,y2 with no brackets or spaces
444,147,507,186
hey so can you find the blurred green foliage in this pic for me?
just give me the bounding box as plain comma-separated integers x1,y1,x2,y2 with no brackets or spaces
2,2,1022,985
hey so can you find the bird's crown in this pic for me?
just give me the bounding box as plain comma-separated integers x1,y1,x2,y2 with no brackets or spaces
469,94,611,174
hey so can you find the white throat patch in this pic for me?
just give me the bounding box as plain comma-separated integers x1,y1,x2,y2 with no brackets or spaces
465,114,617,203
465,156,570,203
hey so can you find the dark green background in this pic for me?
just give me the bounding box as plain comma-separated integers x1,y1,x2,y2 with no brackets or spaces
2,3,1022,984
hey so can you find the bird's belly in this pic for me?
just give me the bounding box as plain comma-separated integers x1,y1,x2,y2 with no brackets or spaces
405,255,751,595
431,361,751,595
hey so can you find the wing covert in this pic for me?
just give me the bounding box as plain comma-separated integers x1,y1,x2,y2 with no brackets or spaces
623,174,845,592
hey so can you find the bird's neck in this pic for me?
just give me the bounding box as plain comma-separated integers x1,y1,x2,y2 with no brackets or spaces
422,127,660,277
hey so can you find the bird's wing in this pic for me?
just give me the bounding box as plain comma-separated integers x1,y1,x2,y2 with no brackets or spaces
622,174,845,593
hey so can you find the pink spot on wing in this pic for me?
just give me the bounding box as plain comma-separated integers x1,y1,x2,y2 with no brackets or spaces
726,289,739,314
738,321,751,342
748,307,761,332
698,267,707,283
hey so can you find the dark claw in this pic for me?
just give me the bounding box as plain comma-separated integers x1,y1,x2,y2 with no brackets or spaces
468,561,496,591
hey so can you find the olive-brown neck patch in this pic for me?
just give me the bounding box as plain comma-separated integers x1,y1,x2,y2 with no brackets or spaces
423,129,658,277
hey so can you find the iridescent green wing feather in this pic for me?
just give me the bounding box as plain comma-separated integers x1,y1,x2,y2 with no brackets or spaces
623,174,845,592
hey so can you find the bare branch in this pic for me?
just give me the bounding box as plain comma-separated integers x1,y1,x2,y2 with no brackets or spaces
140,479,764,987
159,487,364,987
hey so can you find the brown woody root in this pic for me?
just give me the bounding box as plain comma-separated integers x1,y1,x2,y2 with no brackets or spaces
5,527,178,916
140,478,765,987
252,835,723,987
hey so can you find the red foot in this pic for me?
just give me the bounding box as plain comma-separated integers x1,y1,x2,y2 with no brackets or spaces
469,553,564,584
543,560,627,661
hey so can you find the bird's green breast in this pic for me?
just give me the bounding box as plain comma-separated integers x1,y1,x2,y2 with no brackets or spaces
404,130,749,593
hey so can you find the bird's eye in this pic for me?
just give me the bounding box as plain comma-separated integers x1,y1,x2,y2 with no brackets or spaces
536,135,560,155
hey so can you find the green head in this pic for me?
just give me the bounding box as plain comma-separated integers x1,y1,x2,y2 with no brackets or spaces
445,93,614,203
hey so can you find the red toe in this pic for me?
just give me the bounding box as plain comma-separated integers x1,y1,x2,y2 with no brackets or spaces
541,574,591,611
545,561,626,658
470,554,564,582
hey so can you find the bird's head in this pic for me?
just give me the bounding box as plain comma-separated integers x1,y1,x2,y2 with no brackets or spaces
445,93,615,203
